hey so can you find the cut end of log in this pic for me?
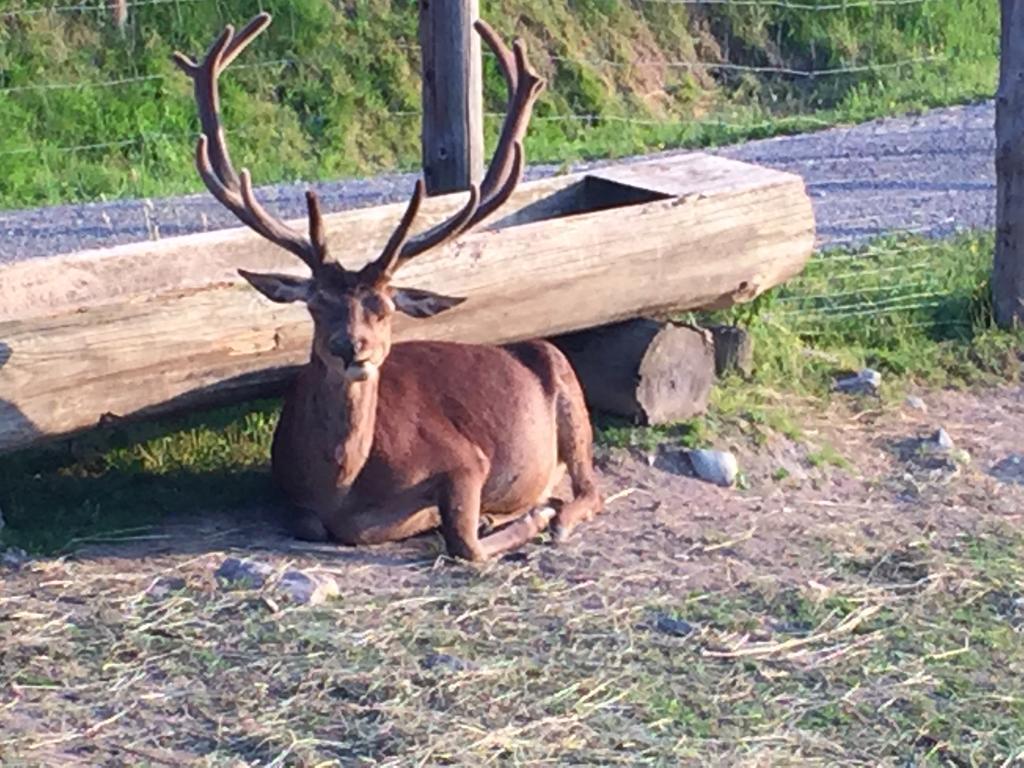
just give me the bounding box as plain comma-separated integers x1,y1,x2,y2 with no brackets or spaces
553,319,716,426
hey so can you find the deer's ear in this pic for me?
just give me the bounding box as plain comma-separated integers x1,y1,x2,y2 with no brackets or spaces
238,269,313,304
391,287,466,319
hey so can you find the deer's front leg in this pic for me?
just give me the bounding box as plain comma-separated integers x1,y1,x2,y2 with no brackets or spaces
439,467,488,561
440,466,555,562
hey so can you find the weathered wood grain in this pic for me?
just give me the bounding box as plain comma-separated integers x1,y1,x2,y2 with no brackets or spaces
995,0,1024,327
419,0,484,194
0,174,583,324
0,154,815,452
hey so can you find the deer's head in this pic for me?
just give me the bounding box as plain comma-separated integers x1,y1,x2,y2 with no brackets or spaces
174,13,545,382
236,183,468,382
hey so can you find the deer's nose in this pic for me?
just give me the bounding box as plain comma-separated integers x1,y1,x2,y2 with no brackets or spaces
328,336,370,365
327,336,356,364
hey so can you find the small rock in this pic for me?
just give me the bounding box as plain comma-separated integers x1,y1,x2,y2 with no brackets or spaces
933,428,954,451
215,557,273,589
276,570,340,606
904,395,927,412
1,548,29,570
923,428,955,454
992,454,1024,484
688,449,739,488
654,614,696,637
834,368,882,396
421,653,475,673
146,576,187,600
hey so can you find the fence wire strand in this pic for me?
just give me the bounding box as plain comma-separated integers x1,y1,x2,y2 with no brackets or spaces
1,0,931,18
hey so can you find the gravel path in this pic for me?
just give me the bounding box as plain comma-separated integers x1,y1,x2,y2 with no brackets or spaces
0,101,995,264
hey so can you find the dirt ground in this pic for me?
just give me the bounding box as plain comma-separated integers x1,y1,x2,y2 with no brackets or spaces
2,384,1022,765
13,383,1019,593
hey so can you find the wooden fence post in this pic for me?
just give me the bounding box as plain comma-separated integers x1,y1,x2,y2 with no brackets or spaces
111,0,128,31
419,0,484,195
995,0,1024,328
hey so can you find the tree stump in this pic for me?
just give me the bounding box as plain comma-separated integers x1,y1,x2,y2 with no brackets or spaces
708,325,754,378
552,319,716,425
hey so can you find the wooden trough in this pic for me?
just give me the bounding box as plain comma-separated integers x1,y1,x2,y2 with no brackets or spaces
0,153,815,454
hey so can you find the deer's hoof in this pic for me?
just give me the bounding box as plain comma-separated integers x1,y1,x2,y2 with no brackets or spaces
549,522,570,545
534,505,557,522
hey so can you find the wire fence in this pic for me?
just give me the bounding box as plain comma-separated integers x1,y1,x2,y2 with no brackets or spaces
0,0,999,332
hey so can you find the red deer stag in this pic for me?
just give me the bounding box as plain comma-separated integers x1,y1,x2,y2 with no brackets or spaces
173,13,602,561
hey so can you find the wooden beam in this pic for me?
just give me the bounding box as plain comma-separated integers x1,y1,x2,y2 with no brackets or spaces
419,0,483,194
111,0,127,31
0,154,815,453
0,174,581,324
995,0,1024,328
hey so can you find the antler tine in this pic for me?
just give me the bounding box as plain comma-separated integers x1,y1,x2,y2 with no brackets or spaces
240,171,327,267
394,185,481,267
471,141,525,225
307,191,327,257
389,21,543,273
364,180,426,282
194,136,323,267
474,28,545,214
449,27,544,235
175,14,326,271
474,19,517,95
220,12,272,70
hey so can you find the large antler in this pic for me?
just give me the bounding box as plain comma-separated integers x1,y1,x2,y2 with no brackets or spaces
367,19,546,281
172,13,327,272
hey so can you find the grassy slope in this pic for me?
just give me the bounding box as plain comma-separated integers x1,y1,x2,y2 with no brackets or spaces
0,0,998,209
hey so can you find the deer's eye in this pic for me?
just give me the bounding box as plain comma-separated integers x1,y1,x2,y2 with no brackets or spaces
363,293,392,319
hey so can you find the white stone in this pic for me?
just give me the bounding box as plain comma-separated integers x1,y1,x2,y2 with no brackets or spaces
276,570,340,606
932,428,955,451
905,395,927,412
835,368,882,396
215,557,273,589
689,449,739,488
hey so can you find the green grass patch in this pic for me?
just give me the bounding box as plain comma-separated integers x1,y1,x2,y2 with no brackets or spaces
0,400,279,553
0,0,998,208
600,232,1022,454
741,231,1014,392
631,533,1024,764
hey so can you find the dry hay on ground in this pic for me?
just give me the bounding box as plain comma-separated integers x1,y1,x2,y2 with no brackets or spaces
2,386,1022,765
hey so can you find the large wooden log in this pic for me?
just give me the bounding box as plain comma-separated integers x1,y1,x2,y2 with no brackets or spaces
552,320,716,425
0,153,815,453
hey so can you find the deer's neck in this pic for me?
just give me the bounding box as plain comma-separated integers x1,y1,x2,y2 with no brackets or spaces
308,358,378,490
